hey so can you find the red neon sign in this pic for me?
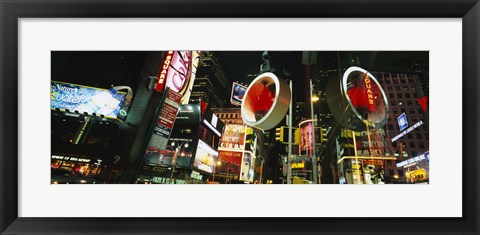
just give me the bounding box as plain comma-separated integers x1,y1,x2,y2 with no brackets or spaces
154,51,174,92
363,74,375,111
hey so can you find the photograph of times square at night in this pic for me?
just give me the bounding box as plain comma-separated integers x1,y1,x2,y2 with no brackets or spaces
51,51,429,185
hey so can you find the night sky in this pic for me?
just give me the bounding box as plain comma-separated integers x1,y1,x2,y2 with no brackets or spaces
51,51,428,95
214,51,264,84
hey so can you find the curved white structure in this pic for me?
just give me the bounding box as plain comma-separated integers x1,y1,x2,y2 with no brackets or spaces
241,72,291,130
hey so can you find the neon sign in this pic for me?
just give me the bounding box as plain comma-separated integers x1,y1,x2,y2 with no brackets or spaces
154,51,195,98
154,51,174,92
363,74,375,107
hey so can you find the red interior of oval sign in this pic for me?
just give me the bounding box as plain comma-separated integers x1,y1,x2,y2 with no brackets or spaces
242,79,276,122
346,71,387,125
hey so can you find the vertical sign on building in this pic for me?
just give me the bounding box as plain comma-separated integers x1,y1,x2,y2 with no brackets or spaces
154,51,174,92
148,89,183,150
363,74,376,112
154,51,199,99
181,51,201,104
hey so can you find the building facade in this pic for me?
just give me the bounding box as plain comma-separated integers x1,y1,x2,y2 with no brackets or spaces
189,51,229,108
211,107,269,184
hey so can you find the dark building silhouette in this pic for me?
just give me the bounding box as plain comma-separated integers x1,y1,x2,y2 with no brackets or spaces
189,51,229,108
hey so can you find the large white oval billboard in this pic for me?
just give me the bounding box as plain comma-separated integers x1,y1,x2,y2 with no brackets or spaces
326,66,388,131
241,72,291,130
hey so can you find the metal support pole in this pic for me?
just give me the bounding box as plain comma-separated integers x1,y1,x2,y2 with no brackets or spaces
352,130,362,184
287,80,293,184
310,79,319,184
226,162,229,184
259,157,264,184
169,148,178,182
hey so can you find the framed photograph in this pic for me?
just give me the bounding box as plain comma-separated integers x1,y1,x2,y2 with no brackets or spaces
1,0,478,234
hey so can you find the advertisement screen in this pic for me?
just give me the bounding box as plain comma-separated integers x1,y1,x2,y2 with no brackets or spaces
354,129,386,157
217,150,242,176
175,104,201,124
202,108,224,137
51,81,126,119
230,82,247,106
240,152,255,182
147,89,182,151
192,140,218,174
144,148,175,166
144,138,194,168
219,124,246,151
299,122,321,156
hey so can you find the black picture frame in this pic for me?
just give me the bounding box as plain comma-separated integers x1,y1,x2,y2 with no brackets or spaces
1,0,478,234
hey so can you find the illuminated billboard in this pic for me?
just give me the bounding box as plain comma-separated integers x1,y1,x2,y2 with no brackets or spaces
217,150,242,176
181,51,201,104
241,72,291,130
240,152,255,182
147,89,183,151
230,82,247,106
344,67,387,125
326,66,388,131
144,138,194,168
202,108,224,137
192,140,218,174
176,104,201,124
218,124,246,151
299,121,321,156
155,51,201,104
353,129,386,157
50,81,126,119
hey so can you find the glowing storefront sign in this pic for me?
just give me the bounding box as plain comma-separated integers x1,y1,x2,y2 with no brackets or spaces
396,151,429,168
241,72,291,130
291,162,305,169
50,81,126,119
51,155,92,163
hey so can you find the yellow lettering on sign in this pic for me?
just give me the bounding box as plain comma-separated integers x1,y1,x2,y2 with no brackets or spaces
364,75,375,106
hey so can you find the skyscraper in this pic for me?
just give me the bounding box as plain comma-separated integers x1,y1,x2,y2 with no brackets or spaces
189,51,229,108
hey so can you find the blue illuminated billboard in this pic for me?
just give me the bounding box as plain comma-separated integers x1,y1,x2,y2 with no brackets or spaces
50,81,126,119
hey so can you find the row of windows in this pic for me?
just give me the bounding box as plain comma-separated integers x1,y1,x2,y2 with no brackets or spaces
381,75,414,84
386,86,417,96
217,113,241,119
390,100,416,107
396,141,428,149
390,107,424,116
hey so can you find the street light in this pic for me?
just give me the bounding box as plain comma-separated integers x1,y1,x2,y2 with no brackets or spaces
310,79,319,184
169,141,189,182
